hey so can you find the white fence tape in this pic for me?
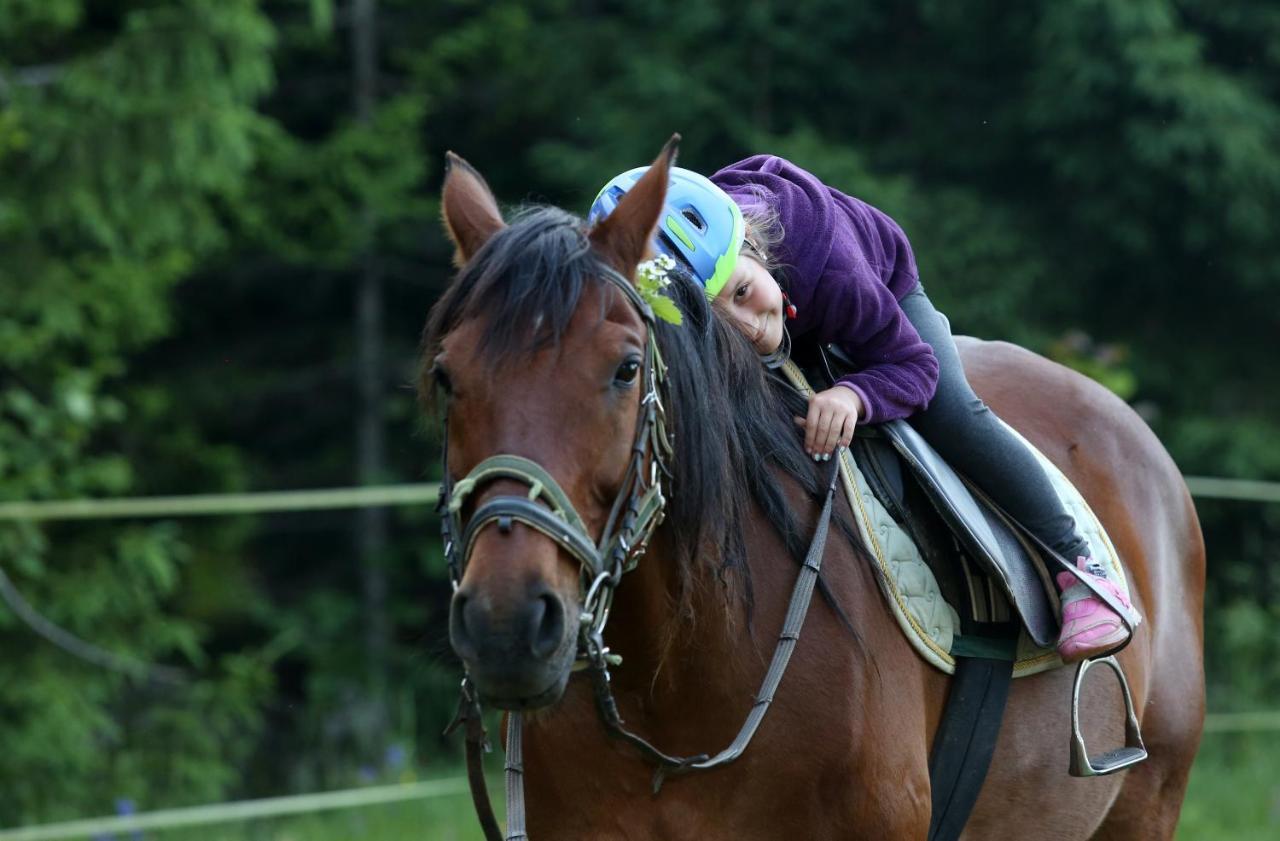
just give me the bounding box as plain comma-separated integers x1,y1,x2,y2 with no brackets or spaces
0,484,440,521
0,778,471,841
0,475,1274,523
1184,476,1280,504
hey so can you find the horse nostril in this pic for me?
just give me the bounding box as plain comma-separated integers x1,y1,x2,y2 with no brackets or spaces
529,593,566,660
450,592,477,661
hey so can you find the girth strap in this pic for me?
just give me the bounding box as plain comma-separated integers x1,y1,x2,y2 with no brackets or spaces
926,648,1015,841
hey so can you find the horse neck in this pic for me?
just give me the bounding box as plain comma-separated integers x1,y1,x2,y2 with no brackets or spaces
524,473,899,826
600,481,839,721
600,530,755,712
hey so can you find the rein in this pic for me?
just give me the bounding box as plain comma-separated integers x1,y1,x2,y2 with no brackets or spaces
440,265,843,840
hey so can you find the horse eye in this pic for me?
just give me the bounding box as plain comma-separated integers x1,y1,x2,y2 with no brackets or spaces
432,360,453,395
614,358,641,386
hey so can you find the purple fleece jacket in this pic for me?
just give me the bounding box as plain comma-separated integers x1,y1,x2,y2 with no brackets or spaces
711,155,940,423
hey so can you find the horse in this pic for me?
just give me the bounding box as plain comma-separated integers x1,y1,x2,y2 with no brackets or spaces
421,139,1206,839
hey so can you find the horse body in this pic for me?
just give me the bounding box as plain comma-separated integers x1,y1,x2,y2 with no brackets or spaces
516,341,1205,840
428,142,1204,840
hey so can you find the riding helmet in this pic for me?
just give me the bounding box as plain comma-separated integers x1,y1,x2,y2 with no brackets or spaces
588,166,744,298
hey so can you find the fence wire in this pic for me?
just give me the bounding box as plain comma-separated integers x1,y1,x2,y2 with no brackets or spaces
0,484,440,522
0,778,470,841
0,475,1273,523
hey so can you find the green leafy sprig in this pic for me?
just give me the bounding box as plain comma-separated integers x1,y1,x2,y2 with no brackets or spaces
635,254,683,326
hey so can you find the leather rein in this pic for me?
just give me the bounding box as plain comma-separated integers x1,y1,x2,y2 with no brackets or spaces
439,265,842,841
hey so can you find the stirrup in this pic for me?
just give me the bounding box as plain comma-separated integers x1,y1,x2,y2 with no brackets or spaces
1068,655,1148,777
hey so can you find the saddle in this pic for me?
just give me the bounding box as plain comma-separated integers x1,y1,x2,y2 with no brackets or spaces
782,345,1138,674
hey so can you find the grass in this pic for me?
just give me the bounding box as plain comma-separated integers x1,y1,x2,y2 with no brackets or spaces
1177,732,1280,840
20,735,1277,840
141,791,489,841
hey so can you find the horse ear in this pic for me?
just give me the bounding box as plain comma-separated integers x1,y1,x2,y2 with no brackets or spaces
589,134,680,279
441,152,506,267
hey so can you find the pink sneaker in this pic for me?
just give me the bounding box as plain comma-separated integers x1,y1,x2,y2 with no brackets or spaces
1055,557,1133,664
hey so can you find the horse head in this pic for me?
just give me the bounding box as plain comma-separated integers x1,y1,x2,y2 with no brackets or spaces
423,139,680,710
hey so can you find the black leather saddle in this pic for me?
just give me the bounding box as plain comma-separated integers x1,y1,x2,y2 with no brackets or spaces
790,343,1060,651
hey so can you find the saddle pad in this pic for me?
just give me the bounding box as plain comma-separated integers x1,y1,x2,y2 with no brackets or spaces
778,361,1132,678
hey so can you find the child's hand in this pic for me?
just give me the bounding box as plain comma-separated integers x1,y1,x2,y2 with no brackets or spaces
794,386,863,460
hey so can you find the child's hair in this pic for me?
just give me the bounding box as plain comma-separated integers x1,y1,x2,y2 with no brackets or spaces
732,185,784,278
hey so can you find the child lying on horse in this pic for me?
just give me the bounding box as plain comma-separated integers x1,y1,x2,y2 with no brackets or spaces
589,155,1131,663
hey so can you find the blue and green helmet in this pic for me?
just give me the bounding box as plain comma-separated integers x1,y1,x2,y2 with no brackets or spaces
588,166,744,299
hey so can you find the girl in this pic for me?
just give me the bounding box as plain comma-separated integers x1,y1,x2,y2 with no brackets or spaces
589,155,1132,663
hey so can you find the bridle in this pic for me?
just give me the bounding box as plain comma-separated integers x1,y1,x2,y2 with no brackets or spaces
439,262,841,841
438,262,673,672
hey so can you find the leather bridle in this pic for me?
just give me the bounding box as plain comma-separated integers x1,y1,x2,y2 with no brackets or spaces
438,263,673,667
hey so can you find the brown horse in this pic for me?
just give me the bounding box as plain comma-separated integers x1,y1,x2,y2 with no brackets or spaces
423,142,1205,839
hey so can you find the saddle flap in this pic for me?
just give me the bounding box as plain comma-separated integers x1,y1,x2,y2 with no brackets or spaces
878,420,1058,648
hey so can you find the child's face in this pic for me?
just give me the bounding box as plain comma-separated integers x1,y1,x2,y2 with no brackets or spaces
716,254,785,354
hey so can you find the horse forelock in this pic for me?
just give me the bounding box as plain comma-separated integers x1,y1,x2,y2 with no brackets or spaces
422,206,603,374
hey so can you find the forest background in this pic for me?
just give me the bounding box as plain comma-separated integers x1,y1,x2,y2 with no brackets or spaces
2,0,1278,833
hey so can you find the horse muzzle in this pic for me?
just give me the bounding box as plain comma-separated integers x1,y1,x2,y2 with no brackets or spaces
450,582,578,709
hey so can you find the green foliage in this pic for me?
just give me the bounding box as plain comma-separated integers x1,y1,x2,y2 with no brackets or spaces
1044,331,1139,400
0,0,82,43
636,256,683,326
234,94,427,265
0,0,276,824
1211,600,1280,705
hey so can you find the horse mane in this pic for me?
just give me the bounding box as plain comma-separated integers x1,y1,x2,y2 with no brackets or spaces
420,205,866,644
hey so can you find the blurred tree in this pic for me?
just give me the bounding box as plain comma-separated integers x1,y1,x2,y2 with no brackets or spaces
0,0,277,823
130,0,438,792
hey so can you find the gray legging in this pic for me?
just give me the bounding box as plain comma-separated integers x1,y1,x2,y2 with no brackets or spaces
898,284,1091,564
